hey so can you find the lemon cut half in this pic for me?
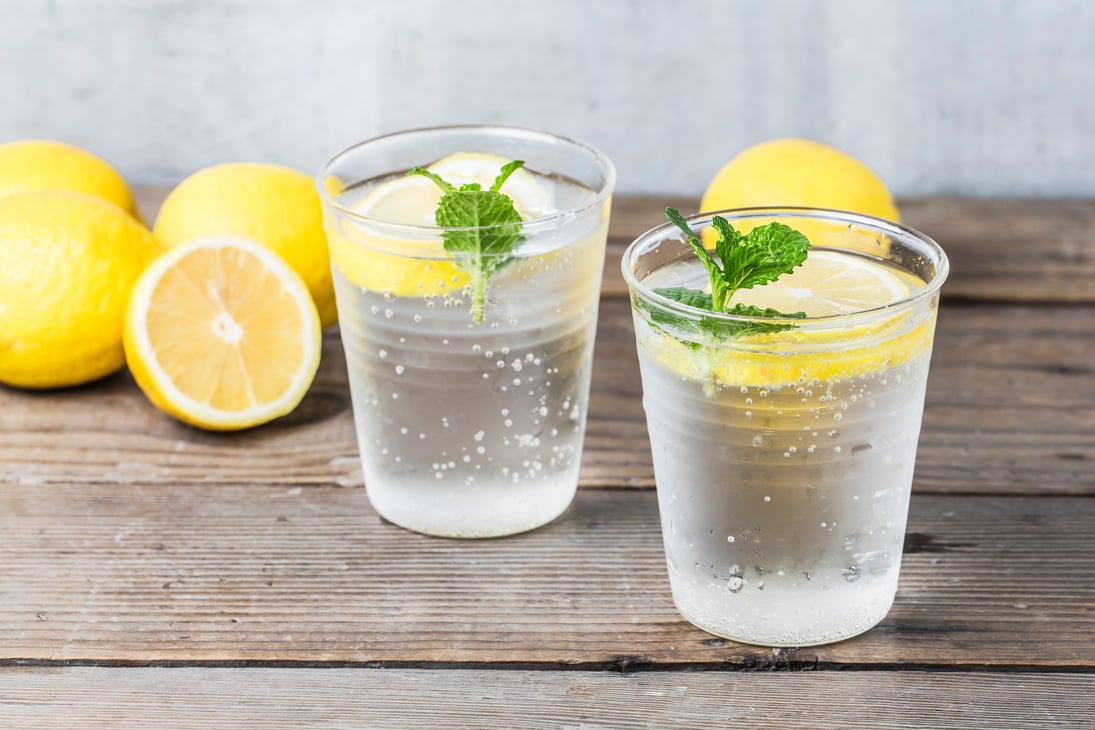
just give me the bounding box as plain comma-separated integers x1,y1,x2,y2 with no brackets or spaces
124,236,322,430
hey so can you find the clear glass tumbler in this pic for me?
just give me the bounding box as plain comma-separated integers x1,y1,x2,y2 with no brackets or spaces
318,126,615,538
622,208,948,645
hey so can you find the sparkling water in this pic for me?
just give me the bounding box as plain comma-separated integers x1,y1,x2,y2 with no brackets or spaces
634,252,936,645
332,172,608,537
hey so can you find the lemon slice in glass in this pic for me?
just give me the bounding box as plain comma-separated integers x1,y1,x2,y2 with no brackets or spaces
729,250,915,317
647,251,934,388
329,152,549,297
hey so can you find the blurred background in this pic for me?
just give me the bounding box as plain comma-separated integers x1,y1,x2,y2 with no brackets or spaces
1,0,1092,196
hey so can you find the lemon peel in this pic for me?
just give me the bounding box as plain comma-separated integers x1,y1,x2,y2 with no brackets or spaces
0,190,157,389
124,236,321,431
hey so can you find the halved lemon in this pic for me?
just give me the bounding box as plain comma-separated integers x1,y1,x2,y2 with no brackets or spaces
329,152,549,297
124,236,322,430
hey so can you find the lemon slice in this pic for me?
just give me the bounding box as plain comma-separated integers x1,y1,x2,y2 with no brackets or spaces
124,236,322,430
644,252,933,388
728,250,914,317
330,152,550,297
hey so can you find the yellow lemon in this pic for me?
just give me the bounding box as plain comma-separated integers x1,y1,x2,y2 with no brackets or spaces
124,236,322,431
327,152,548,297
154,163,336,327
0,139,139,218
0,190,158,389
700,138,900,222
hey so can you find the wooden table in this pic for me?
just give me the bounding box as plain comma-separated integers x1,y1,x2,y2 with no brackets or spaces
1,193,1093,728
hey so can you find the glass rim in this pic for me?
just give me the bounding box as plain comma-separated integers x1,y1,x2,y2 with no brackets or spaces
315,124,617,237
621,206,950,328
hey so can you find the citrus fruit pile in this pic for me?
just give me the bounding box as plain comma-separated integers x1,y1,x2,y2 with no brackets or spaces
0,140,329,430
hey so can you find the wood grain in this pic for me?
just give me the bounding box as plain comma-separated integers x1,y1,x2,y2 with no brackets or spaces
5,298,1088,495
600,196,1095,303
1,667,1091,729
1,487,1091,667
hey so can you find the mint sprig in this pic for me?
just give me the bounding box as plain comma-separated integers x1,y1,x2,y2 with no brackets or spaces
409,160,527,322
646,208,811,341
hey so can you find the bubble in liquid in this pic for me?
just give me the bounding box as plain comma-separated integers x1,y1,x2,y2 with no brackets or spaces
379,349,388,359
727,576,745,593
727,535,735,543
394,365,405,375
843,566,860,582
763,495,771,502
384,308,394,319
474,431,485,442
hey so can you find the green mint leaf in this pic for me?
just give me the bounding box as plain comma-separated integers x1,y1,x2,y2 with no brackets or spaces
492,160,526,192
720,220,811,291
652,287,712,310
407,167,455,193
665,208,730,310
645,210,812,344
409,161,527,322
645,288,806,342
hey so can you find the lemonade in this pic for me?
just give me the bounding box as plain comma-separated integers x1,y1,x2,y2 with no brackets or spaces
319,127,614,537
623,209,947,646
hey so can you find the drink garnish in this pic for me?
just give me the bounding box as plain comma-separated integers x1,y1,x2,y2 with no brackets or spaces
410,160,527,322
647,208,811,341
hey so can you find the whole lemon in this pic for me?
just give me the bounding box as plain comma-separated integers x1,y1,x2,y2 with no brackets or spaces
0,140,139,218
153,163,336,327
0,191,158,389
700,138,900,221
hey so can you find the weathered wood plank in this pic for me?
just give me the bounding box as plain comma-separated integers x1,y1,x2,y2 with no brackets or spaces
1,487,1091,666
0,667,1091,729
1,300,1091,494
601,196,1095,303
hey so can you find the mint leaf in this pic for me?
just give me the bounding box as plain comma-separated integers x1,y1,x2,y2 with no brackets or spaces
666,207,730,310
653,287,712,310
649,208,812,342
410,160,527,322
647,287,805,342
719,220,810,291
